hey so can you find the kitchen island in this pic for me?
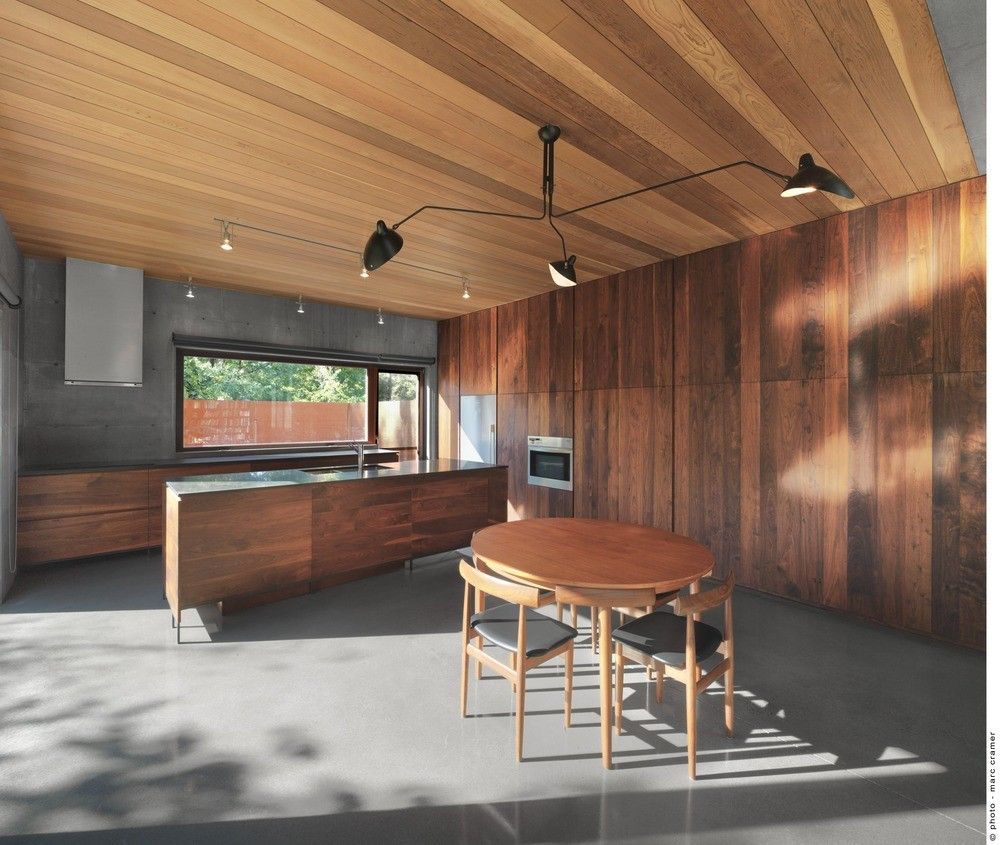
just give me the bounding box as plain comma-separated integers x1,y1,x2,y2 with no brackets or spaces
163,460,507,633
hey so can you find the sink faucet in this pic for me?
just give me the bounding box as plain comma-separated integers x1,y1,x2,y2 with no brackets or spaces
352,438,378,473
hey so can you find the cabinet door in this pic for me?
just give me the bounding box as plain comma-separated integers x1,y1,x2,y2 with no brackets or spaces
312,478,412,584
459,308,497,395
411,473,490,555
18,470,148,521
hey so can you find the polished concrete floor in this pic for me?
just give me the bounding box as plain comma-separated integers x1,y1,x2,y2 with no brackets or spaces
0,549,986,844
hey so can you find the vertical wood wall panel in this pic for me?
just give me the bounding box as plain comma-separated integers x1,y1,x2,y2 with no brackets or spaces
437,317,461,459
575,263,671,390
497,289,574,394
459,307,496,395
441,175,985,648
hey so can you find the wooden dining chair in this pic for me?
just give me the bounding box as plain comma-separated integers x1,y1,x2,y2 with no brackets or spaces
611,572,736,779
458,557,578,761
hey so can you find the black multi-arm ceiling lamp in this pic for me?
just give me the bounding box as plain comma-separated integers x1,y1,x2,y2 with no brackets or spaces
362,125,854,287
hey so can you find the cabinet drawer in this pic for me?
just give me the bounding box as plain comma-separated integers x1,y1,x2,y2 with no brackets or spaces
18,470,149,521
17,510,149,566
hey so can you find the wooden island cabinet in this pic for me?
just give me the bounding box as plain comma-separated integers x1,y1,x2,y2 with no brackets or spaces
164,460,507,626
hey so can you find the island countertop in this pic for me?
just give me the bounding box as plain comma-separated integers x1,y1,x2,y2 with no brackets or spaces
165,459,506,497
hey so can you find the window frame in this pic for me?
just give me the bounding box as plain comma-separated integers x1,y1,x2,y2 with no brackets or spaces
375,366,425,459
175,347,381,454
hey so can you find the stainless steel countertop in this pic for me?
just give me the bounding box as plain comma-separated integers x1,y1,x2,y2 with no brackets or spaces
164,459,506,497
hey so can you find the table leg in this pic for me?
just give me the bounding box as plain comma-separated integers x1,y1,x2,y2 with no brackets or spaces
598,605,613,769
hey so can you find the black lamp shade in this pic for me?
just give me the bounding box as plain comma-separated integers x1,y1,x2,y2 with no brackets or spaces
549,254,577,287
781,154,855,199
363,220,403,271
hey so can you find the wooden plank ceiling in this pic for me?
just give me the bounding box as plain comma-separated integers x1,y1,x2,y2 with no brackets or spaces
0,0,978,319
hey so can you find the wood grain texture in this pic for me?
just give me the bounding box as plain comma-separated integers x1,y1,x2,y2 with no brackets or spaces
164,466,507,614
0,0,977,317
931,372,986,648
574,263,671,390
18,469,148,521
574,387,671,528
443,177,985,647
16,509,149,566
437,316,461,395
172,485,314,611
497,288,574,394
312,477,412,580
459,307,497,395
473,518,713,593
497,391,574,521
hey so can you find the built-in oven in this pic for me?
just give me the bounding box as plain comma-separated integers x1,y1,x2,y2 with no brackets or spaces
527,436,573,491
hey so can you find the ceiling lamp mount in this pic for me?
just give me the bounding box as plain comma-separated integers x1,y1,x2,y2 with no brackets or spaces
362,126,854,288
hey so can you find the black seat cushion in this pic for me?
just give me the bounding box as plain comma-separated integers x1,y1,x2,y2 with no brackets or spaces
471,604,577,658
611,610,723,666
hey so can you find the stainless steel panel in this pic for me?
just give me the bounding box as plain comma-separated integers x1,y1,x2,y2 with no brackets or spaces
459,394,496,463
64,257,143,386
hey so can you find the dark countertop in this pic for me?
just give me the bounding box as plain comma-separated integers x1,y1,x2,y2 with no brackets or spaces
165,459,506,497
19,448,401,476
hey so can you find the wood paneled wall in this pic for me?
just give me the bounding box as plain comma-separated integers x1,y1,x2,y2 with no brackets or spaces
673,177,985,648
438,176,985,648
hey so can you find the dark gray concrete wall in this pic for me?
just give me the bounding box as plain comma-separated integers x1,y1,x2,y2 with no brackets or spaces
0,214,23,600
20,257,438,467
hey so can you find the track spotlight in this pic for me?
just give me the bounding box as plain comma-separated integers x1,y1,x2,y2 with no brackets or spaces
549,255,577,287
461,277,470,300
363,220,403,272
360,256,369,279
296,295,305,314
219,221,234,251
780,153,855,199
185,276,195,299
377,307,385,326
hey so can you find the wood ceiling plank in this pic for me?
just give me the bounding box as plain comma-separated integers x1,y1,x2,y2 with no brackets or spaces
621,0,858,214
0,0,979,318
0,65,658,275
682,0,889,204
563,0,841,222
531,3,813,229
744,0,917,199
325,0,767,242
447,0,802,232
805,0,946,190
864,0,978,182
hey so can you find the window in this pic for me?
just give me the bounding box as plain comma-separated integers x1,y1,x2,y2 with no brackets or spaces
377,371,421,461
176,349,426,455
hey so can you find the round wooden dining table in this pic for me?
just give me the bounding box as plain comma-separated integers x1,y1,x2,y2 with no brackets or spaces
471,517,715,769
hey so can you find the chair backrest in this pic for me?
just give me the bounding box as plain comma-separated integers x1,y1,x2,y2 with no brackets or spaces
554,584,656,609
674,572,736,616
458,557,543,608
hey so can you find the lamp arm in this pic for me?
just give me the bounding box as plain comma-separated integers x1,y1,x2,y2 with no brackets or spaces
392,192,547,230
553,160,792,218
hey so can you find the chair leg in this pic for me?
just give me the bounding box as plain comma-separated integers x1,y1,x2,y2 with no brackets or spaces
686,667,698,779
590,606,597,654
460,641,470,718
725,658,735,738
475,589,485,679
564,643,573,728
614,643,624,735
515,657,526,762
571,605,578,630
655,665,663,704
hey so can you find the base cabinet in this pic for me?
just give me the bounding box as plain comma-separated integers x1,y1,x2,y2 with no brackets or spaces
165,467,507,618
